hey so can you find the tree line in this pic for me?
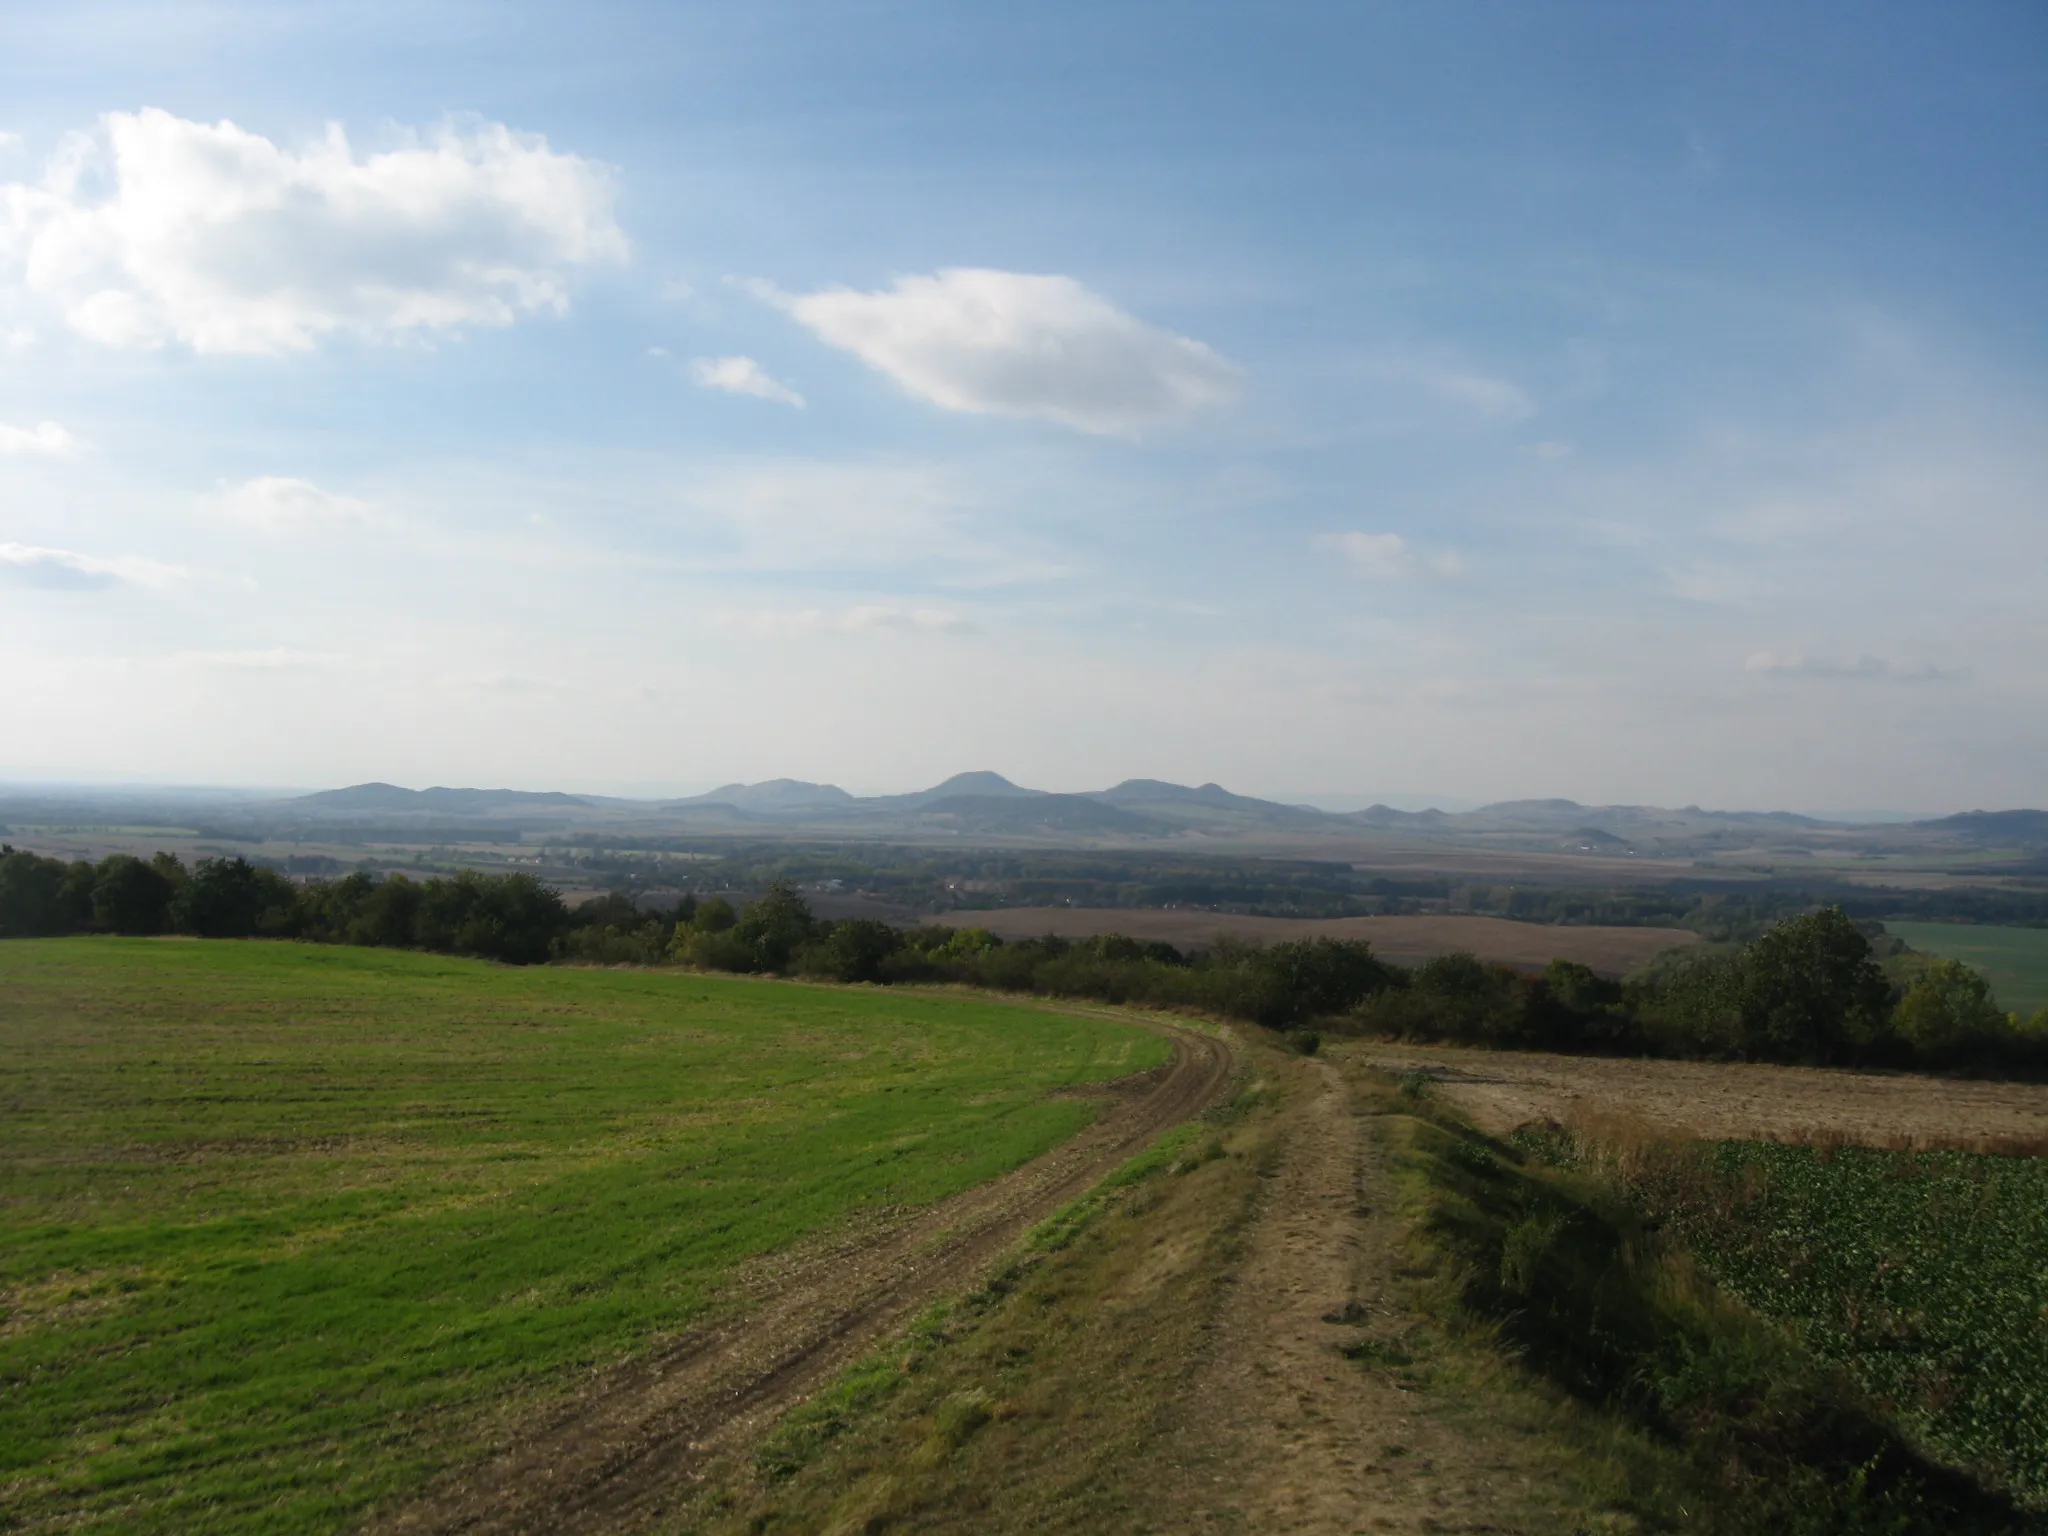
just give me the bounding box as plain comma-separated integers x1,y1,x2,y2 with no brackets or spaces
6,846,2041,1073
0,847,571,964
609,881,2048,1071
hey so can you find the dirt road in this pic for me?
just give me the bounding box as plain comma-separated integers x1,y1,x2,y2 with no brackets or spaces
1146,1058,1575,1533
375,1017,1234,1536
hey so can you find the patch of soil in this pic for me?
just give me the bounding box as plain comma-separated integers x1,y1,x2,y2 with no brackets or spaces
371,1017,1234,1536
930,909,1697,975
1358,1042,2048,1146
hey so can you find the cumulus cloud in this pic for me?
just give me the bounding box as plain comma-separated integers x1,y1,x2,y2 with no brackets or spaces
0,108,626,354
1322,531,1465,581
213,475,378,529
1744,652,1951,682
0,419,78,454
0,542,181,590
764,268,1237,437
717,604,975,637
690,355,804,407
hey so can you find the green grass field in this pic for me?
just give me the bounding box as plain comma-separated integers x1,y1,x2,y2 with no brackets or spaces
0,939,1167,1534
1887,921,2048,1016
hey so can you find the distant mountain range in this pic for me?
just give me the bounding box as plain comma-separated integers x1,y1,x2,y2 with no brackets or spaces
271,775,2046,847
292,782,591,813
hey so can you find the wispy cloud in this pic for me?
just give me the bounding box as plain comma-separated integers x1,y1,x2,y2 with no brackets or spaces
714,604,976,637
671,458,1067,586
0,542,182,590
1744,652,1953,682
690,355,804,407
1320,531,1465,581
0,109,626,354
212,476,381,530
1422,368,1534,424
761,268,1237,437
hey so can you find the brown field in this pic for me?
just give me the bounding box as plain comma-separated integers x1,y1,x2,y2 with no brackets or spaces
1351,1040,2048,1148
931,907,1700,974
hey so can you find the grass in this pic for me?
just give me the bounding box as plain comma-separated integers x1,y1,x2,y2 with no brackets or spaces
1887,922,2048,1016
0,938,1167,1534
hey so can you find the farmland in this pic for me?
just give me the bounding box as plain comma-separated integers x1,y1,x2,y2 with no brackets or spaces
1636,1141,2048,1505
1888,921,2048,1016
1355,1040,2048,1145
0,939,1170,1534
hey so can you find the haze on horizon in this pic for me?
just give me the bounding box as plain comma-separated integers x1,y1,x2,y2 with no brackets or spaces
3,2,2043,815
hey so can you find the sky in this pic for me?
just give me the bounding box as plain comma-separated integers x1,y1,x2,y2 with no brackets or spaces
1,1,2043,812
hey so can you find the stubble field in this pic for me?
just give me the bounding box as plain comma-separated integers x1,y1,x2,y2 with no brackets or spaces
1353,1040,2048,1146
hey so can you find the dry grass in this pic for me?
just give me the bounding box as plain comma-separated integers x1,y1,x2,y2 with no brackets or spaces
931,908,1700,974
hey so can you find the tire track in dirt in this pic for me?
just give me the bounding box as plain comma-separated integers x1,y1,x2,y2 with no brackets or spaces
1151,1057,1572,1533
373,1015,1234,1536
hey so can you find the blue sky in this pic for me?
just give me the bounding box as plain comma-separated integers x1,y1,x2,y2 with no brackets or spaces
2,1,2043,809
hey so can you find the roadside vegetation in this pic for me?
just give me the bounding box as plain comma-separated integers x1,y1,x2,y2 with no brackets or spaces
0,939,1164,1534
1515,1120,2048,1508
1367,1071,2036,1533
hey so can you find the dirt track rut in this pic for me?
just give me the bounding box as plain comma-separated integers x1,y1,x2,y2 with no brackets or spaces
375,1016,1234,1536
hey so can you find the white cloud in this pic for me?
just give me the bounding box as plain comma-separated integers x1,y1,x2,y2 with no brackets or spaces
213,475,379,530
1744,652,1951,682
1530,440,1573,460
1322,531,1465,581
690,354,804,407
0,419,78,454
716,604,976,637
766,268,1237,437
0,108,626,354
0,542,181,590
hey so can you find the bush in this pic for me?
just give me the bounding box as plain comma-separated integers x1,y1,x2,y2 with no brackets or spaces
1894,958,2015,1064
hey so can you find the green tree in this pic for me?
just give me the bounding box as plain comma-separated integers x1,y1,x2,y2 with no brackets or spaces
0,847,70,936
808,918,903,983
729,881,817,973
91,854,178,935
1734,907,1893,1064
1894,958,2010,1062
174,856,300,938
